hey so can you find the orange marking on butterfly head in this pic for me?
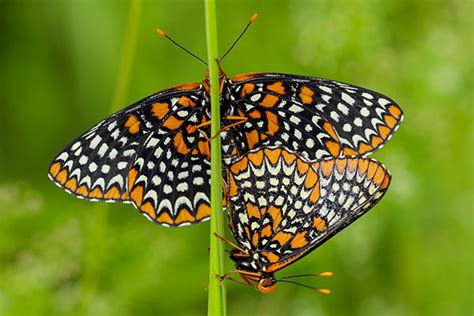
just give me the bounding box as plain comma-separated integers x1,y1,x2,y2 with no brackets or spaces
378,125,391,140
325,140,341,157
246,202,260,219
265,147,282,165
335,159,347,173
343,147,358,156
380,173,391,190
56,169,69,185
388,104,402,119
272,231,292,246
89,187,103,199
373,166,386,185
268,205,282,230
64,177,77,191
49,162,62,177
266,111,279,135
125,114,141,134
246,129,260,149
304,167,319,189
367,161,378,179
309,184,320,203
178,96,196,107
76,185,89,197
240,83,255,97
196,203,210,221
290,231,309,249
267,82,285,95
173,132,191,155
357,159,369,174
175,209,195,224
130,185,144,206
140,202,156,219
320,160,335,177
156,212,174,225
151,102,170,120
313,216,327,232
384,114,398,129
299,86,315,104
296,159,310,174
163,116,183,130
256,279,278,294
104,186,121,200
128,168,138,191
281,149,296,165
260,94,279,108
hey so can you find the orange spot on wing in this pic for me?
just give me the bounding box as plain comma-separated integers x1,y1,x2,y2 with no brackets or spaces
380,174,391,190
265,147,281,165
173,132,191,155
263,251,280,263
130,185,144,206
348,158,358,172
128,168,138,191
358,142,372,154
252,231,259,247
367,161,378,179
313,216,327,232
173,82,200,91
322,122,339,141
268,205,282,230
261,225,272,238
49,162,61,177
196,203,210,221
104,186,121,200
245,130,260,149
89,187,103,198
151,102,170,120
281,149,296,165
320,160,335,177
125,114,140,134
384,114,398,129
198,140,210,159
272,231,292,246
178,96,196,107
64,177,77,191
309,185,320,203
175,209,195,224
335,159,347,173
290,231,308,249
343,147,358,156
266,112,279,135
230,156,249,175
373,166,386,185
56,169,69,185
163,116,183,130
246,202,260,219
378,125,391,140
76,185,89,197
304,168,319,189
249,109,261,119
370,135,384,148
388,104,402,119
231,73,259,82
267,82,285,95
296,159,310,174
240,83,255,97
260,94,279,108
156,212,174,225
140,202,156,219
357,159,369,174
299,86,314,104
325,140,341,157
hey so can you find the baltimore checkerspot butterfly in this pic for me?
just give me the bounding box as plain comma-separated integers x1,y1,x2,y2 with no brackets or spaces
48,15,402,227
222,146,391,293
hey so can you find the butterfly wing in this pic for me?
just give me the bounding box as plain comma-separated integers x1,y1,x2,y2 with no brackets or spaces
227,73,403,162
227,146,391,273
48,82,203,204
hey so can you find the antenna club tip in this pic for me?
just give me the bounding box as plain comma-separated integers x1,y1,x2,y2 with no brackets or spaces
250,13,258,23
156,28,167,37
318,289,331,295
320,272,333,277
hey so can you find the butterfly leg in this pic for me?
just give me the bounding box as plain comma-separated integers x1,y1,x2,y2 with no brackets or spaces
211,116,248,139
213,232,247,253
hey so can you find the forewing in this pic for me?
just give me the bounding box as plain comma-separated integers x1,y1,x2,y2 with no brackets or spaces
227,146,391,273
227,73,403,162
48,83,202,203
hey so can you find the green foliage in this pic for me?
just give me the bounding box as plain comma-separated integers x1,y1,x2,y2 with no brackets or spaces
0,1,472,315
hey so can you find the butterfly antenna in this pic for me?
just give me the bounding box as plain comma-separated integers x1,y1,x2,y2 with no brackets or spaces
276,279,331,295
220,13,258,62
156,28,207,66
279,272,333,280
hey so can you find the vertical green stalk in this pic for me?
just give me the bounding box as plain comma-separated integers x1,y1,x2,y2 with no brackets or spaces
205,0,227,315
78,0,142,313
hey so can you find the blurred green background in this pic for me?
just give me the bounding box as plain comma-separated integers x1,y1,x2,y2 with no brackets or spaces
0,0,472,315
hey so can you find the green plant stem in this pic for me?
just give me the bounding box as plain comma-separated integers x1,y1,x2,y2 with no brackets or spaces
205,0,227,315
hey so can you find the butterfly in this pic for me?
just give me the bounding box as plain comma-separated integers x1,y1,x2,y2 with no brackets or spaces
48,18,402,227
223,146,391,293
